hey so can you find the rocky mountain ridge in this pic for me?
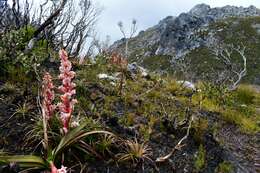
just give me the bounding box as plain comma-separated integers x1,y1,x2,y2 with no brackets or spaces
110,4,260,58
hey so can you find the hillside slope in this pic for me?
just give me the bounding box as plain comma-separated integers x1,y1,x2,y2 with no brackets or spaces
0,27,259,173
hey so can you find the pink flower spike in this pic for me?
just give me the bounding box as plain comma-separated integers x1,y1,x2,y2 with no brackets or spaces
42,72,55,120
57,49,77,134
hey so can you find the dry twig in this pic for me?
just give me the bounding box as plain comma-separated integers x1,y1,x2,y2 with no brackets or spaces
155,116,194,163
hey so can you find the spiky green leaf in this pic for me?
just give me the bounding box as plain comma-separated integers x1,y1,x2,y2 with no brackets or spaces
0,155,47,169
52,121,114,159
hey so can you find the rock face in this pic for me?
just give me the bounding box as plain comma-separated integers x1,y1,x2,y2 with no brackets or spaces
110,4,260,58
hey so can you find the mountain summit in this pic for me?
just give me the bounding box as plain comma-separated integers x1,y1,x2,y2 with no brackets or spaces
110,4,260,57
110,4,260,84
189,3,260,18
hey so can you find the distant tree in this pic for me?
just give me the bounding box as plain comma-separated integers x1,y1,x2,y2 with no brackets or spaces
0,0,101,57
211,43,247,91
117,19,137,58
28,0,101,57
173,37,247,91
172,56,196,82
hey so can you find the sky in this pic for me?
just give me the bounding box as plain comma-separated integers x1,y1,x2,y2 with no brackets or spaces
5,0,260,44
95,0,260,43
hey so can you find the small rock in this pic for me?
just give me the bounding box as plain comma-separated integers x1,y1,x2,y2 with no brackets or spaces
127,62,149,78
97,73,118,81
177,80,196,91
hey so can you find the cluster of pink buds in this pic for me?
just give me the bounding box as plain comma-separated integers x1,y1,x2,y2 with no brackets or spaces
57,49,77,134
42,72,55,120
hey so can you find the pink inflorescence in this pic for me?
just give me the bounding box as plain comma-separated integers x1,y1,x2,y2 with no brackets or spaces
57,49,77,134
42,72,55,120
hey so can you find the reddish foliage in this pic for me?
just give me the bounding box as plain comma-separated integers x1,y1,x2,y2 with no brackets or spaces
109,52,128,68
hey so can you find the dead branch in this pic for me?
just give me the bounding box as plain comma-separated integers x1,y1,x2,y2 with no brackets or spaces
38,0,49,25
26,0,68,51
156,116,194,163
0,0,100,57
211,44,247,91
53,0,101,57
12,0,21,28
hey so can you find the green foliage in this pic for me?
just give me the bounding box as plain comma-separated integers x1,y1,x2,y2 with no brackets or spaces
76,55,111,84
215,161,233,173
164,80,179,95
221,109,259,133
25,116,45,147
9,101,33,120
196,82,260,133
117,139,153,164
119,113,135,127
232,85,255,105
0,155,47,170
1,23,260,172
0,82,16,94
139,124,152,141
0,25,54,85
95,134,116,156
192,118,208,143
176,16,260,85
140,55,173,73
51,120,114,161
1,119,114,172
201,83,230,107
194,144,206,171
25,114,63,149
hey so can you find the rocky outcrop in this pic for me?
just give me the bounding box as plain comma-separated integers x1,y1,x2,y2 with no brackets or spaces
110,4,260,58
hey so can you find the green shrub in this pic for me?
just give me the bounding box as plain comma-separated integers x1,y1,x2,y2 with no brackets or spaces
221,109,259,133
192,118,208,143
215,161,233,173
233,85,255,105
194,144,206,171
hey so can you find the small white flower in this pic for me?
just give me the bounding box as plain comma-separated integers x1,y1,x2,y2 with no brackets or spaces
110,82,116,86
71,120,80,128
98,73,109,79
98,73,118,81
57,165,67,173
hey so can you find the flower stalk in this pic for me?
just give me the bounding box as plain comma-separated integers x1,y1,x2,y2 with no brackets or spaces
41,72,55,152
110,52,128,95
